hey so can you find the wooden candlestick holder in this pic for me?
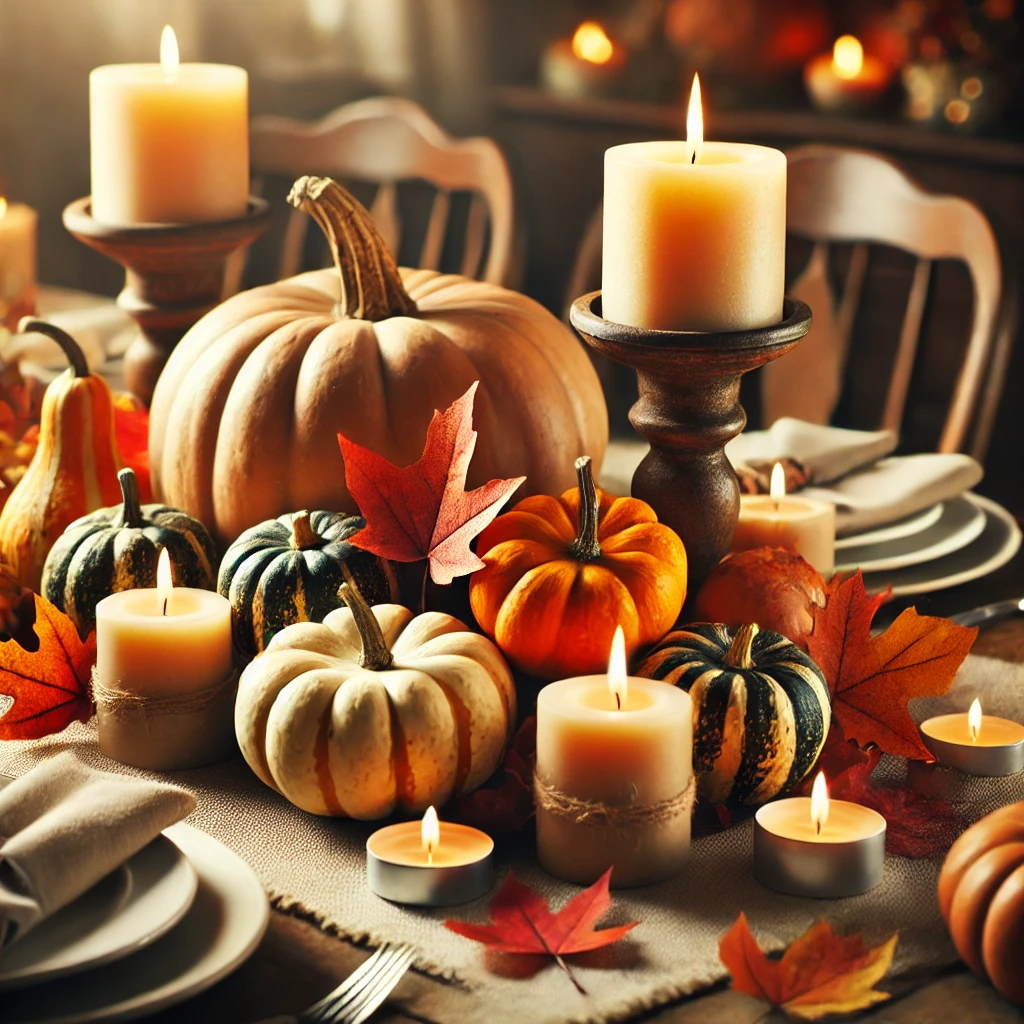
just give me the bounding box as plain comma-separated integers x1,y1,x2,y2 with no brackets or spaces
570,293,812,592
63,197,271,404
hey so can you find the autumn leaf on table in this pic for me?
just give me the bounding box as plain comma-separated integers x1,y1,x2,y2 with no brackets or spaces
338,382,525,586
445,867,637,994
719,913,897,1020
807,571,976,760
0,594,95,740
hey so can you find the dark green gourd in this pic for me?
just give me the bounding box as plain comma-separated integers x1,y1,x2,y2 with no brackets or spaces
217,509,395,662
41,467,218,638
636,622,831,806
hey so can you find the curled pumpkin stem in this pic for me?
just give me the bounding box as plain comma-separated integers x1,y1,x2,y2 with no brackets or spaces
290,510,321,550
17,318,90,378
724,622,759,670
287,175,417,323
568,456,602,563
339,563,393,671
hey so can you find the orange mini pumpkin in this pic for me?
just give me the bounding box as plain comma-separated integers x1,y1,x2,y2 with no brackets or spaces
469,456,687,679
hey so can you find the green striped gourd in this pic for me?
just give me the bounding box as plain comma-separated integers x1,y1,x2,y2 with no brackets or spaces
217,509,395,663
41,467,218,638
636,622,831,806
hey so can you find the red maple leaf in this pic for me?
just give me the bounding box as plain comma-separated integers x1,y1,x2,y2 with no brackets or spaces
338,382,524,585
0,594,96,739
720,913,897,1019
807,572,976,760
445,868,637,993
113,393,152,501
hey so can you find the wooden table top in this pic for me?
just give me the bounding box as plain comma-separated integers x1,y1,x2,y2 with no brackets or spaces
155,551,1024,1024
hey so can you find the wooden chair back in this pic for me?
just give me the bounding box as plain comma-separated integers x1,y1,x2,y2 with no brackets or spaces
786,145,1008,459
246,96,516,286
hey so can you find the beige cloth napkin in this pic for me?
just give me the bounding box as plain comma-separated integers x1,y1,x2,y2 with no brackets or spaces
725,417,897,485
802,453,984,537
0,752,194,950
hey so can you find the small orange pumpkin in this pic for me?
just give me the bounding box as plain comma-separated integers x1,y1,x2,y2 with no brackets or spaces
469,456,687,679
0,320,123,590
939,801,1024,1007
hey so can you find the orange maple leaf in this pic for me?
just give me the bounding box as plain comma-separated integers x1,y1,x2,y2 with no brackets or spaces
807,572,976,760
0,594,96,740
338,382,525,585
720,913,897,1020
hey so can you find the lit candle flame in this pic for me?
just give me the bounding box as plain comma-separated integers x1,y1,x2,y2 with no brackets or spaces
770,461,786,504
608,625,628,710
421,805,440,865
810,771,829,836
0,198,7,221
160,25,180,73
969,698,982,743
571,21,614,66
686,74,703,165
832,35,864,80
157,547,173,616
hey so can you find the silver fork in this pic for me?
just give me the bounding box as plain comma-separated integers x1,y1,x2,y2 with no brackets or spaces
254,942,416,1024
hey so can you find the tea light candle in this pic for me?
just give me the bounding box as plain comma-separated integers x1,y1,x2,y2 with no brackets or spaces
95,548,235,770
535,627,693,888
732,462,836,575
920,699,1024,777
754,773,886,898
90,25,249,225
0,199,37,330
804,35,891,112
367,806,494,906
540,21,627,100
602,75,786,333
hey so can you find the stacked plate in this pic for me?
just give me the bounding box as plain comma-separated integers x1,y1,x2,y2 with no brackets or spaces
835,493,1021,596
0,778,268,1024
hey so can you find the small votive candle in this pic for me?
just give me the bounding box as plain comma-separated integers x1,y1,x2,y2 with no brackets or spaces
536,627,693,888
754,773,886,898
920,699,1024,777
733,463,836,576
367,806,494,906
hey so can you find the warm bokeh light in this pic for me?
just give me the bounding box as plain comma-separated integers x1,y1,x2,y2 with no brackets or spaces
421,805,440,864
686,73,703,164
969,698,982,743
810,771,829,835
571,21,614,65
832,35,864,80
160,25,180,72
608,625,628,710
157,547,173,616
0,198,7,222
770,461,786,502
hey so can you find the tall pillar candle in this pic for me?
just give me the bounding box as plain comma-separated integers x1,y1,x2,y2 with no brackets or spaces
602,76,786,332
0,200,37,330
536,628,693,887
90,26,249,226
95,550,235,770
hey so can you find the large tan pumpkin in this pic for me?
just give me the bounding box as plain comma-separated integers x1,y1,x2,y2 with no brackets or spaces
150,176,608,545
235,577,517,819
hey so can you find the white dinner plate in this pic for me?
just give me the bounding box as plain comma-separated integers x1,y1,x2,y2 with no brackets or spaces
0,834,197,991
835,495,985,573
3,823,269,1023
834,502,944,550
862,494,1022,597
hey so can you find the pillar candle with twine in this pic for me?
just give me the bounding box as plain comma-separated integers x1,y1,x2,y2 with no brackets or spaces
535,627,694,887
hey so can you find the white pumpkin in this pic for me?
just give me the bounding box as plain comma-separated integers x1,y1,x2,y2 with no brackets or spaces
235,581,516,818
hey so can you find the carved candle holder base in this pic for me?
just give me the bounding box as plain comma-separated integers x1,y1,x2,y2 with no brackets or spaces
62,197,271,405
570,293,812,593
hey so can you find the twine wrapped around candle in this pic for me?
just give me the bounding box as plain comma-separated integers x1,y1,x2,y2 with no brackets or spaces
534,775,695,833
90,668,239,719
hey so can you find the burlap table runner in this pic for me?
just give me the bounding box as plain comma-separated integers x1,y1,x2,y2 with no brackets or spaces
2,654,1023,1024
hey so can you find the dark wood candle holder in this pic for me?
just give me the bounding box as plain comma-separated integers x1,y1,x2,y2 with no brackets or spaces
63,197,271,404
570,293,812,592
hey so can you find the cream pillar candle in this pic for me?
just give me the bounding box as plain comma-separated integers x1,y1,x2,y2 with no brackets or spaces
0,199,37,330
602,76,786,332
733,462,836,575
90,26,249,226
536,628,693,888
95,549,235,770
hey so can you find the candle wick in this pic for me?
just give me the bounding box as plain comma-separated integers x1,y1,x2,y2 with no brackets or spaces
816,819,822,836
427,849,433,866
162,597,168,617
691,151,696,165
615,691,622,711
